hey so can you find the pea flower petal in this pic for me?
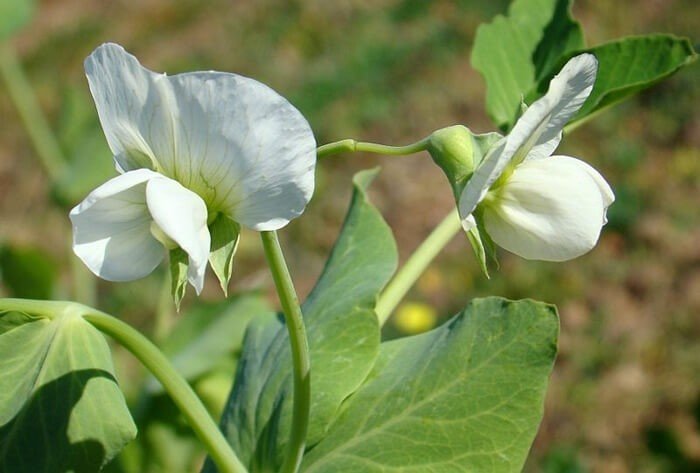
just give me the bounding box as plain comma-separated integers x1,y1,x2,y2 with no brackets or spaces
482,156,614,261
457,53,614,262
72,43,317,294
459,53,598,221
84,42,316,231
70,170,211,292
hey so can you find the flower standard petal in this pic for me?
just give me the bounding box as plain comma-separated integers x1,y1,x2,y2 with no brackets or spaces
482,156,614,261
70,169,164,281
146,177,211,294
85,43,316,232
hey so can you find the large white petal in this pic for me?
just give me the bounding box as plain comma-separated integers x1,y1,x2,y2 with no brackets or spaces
146,177,211,294
482,156,614,261
85,43,316,231
70,169,164,281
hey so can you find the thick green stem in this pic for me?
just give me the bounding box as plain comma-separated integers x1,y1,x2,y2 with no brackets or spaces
260,231,310,473
317,137,429,159
0,43,66,181
375,208,462,326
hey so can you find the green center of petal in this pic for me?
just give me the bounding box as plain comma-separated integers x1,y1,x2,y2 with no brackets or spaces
150,221,179,250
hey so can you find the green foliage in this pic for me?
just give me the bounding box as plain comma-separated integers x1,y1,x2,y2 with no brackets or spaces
301,298,558,473
568,35,697,127
472,0,584,130
0,0,34,40
146,294,272,394
0,245,56,299
472,0,697,132
208,214,241,296
53,87,116,206
210,169,398,471
0,310,136,472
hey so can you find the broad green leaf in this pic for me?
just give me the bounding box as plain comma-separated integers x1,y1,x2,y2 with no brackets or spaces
471,0,584,130
0,310,136,472
302,298,559,473
145,294,272,394
170,248,189,310
0,0,34,40
566,35,697,127
209,168,398,472
0,245,57,299
208,214,240,296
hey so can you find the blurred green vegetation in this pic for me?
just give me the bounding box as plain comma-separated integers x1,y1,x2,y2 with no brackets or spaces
0,0,698,471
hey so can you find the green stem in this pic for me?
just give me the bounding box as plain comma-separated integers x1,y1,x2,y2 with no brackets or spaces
375,208,462,326
0,298,247,473
260,231,310,473
82,310,248,473
317,137,430,159
0,43,66,181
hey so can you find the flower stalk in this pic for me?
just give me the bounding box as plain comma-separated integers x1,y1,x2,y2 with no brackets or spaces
260,231,311,473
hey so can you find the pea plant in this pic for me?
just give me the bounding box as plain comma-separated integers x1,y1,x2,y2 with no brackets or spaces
0,0,696,472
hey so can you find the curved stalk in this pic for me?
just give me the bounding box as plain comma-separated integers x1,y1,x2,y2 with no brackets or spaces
375,208,462,326
260,231,311,473
317,137,429,159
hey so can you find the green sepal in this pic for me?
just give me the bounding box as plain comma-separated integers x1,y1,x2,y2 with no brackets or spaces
464,207,500,278
428,126,503,199
427,125,475,200
207,214,240,296
169,248,189,310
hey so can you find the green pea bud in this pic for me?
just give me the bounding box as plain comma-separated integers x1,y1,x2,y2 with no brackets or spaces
427,125,475,200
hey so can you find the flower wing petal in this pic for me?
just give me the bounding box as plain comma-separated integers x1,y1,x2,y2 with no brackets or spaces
482,156,614,261
146,177,210,294
70,169,164,281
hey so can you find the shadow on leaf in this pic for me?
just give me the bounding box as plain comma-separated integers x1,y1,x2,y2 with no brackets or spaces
0,369,115,472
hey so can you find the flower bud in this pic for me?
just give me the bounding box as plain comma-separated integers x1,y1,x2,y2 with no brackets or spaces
427,125,475,199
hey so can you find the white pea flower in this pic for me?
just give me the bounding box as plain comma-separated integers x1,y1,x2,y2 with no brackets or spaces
459,53,614,262
70,43,316,294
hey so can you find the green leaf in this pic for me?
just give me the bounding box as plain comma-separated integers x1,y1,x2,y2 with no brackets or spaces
0,0,34,40
0,311,136,472
302,298,559,473
567,35,698,127
471,0,584,130
170,248,189,310
0,245,57,299
145,294,272,394
208,214,240,296
210,168,398,471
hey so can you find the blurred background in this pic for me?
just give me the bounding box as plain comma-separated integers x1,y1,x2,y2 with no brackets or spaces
0,0,698,472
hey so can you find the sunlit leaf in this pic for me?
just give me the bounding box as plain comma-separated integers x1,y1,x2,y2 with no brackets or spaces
208,168,398,471
471,0,584,130
302,298,559,473
567,35,697,127
0,310,136,472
